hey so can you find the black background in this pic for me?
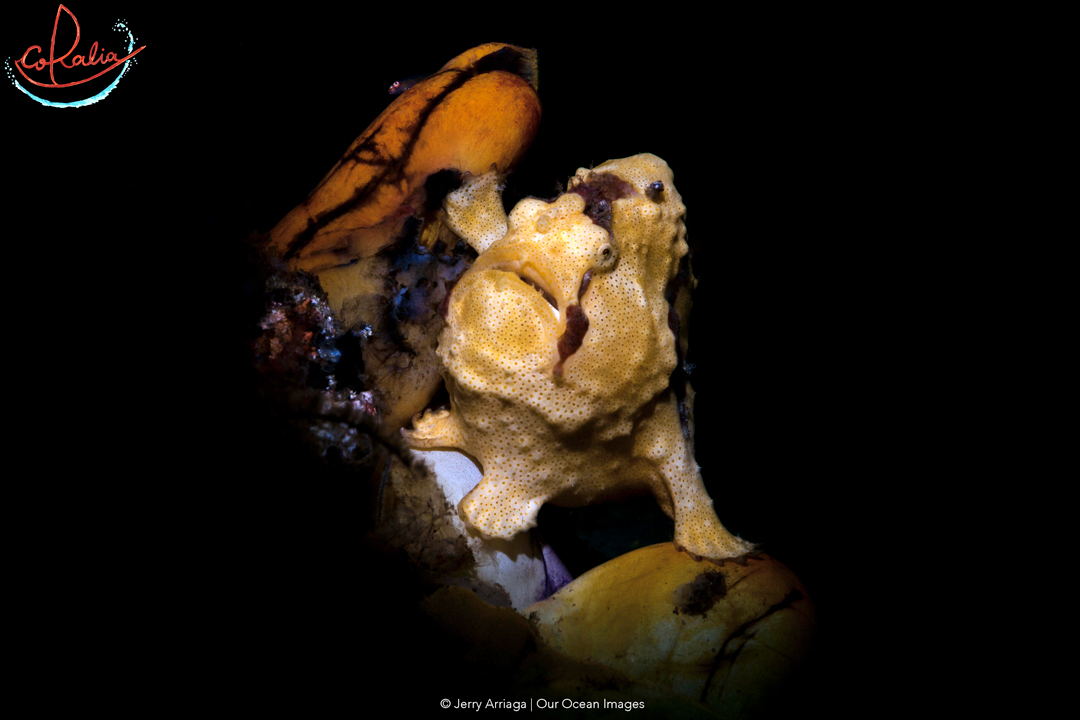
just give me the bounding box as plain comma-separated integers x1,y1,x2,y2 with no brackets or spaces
6,3,931,715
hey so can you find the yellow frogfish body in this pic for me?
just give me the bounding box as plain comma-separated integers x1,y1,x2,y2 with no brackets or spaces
404,154,753,561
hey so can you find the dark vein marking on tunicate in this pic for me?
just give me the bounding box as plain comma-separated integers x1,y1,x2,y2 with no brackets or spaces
283,47,532,262
700,588,805,704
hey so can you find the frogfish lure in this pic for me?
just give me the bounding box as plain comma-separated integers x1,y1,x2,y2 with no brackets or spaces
388,74,430,95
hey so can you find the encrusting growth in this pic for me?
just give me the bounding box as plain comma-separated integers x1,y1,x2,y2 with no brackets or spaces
260,43,541,433
404,154,754,561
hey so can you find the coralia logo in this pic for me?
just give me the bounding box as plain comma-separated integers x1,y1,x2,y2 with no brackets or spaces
7,4,146,108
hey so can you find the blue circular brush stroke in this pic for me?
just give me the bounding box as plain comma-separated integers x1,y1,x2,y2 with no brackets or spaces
9,26,135,108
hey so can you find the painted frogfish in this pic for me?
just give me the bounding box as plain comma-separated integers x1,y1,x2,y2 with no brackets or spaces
404,154,754,561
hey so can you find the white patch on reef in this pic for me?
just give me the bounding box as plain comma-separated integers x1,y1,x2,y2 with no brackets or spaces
409,448,548,612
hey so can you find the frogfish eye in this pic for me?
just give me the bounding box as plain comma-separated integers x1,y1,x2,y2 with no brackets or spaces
595,242,617,269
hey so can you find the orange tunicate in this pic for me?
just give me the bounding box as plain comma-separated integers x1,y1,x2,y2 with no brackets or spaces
266,43,540,275
404,154,754,561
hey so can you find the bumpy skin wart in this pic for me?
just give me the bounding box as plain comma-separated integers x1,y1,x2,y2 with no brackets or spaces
404,154,753,561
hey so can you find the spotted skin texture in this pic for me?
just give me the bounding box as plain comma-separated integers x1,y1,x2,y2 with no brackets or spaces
404,154,753,561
